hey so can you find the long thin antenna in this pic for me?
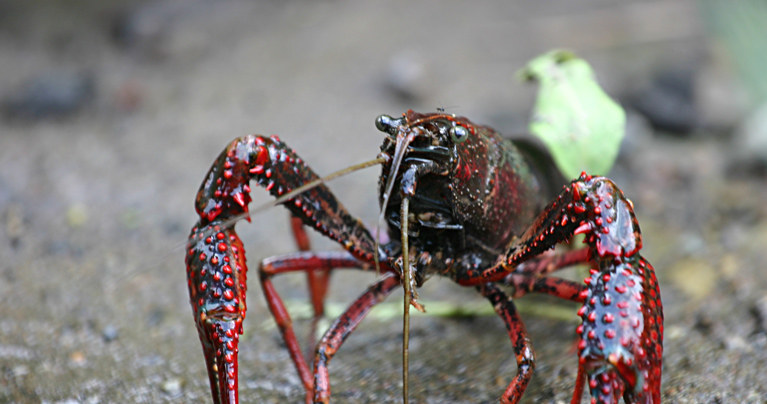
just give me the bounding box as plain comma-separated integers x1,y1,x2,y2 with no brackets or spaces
400,197,411,404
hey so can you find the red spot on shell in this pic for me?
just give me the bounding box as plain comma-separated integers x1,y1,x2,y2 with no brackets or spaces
224,290,234,300
255,145,268,165
233,192,246,208
620,336,630,347
604,329,616,339
218,243,227,252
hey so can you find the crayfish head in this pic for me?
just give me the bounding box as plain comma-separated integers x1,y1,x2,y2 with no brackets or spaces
375,110,475,256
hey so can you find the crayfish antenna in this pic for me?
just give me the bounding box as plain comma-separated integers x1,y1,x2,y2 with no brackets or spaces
400,197,411,404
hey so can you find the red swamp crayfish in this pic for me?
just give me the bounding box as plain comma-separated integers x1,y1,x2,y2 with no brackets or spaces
185,110,663,403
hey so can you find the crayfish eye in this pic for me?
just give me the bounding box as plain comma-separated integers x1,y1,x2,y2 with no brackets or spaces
375,114,397,135
449,125,469,143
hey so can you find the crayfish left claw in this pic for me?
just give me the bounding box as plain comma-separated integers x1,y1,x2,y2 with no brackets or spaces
576,256,662,403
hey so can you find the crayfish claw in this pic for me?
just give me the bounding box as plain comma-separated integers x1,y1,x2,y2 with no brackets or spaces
576,256,662,403
186,221,249,404
198,316,241,404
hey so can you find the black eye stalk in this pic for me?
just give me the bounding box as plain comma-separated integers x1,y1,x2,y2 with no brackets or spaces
375,114,399,136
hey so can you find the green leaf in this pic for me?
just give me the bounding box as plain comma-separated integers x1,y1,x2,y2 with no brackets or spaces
519,50,626,178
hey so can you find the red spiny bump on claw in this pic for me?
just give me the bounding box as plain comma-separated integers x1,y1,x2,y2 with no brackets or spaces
578,257,658,401
570,176,642,258
186,222,248,404
195,136,274,224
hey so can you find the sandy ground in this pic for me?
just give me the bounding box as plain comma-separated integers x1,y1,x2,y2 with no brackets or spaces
1,0,766,403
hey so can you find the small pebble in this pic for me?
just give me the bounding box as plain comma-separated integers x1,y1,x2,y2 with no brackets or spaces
69,351,86,366
102,324,119,343
161,378,183,397
66,204,88,228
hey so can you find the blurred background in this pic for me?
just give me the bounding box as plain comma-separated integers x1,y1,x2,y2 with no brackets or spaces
1,0,766,402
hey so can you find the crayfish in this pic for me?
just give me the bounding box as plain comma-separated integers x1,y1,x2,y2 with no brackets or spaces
185,109,663,403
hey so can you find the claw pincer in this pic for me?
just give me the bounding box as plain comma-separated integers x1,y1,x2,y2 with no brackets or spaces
187,223,246,404
569,175,663,403
186,136,271,404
